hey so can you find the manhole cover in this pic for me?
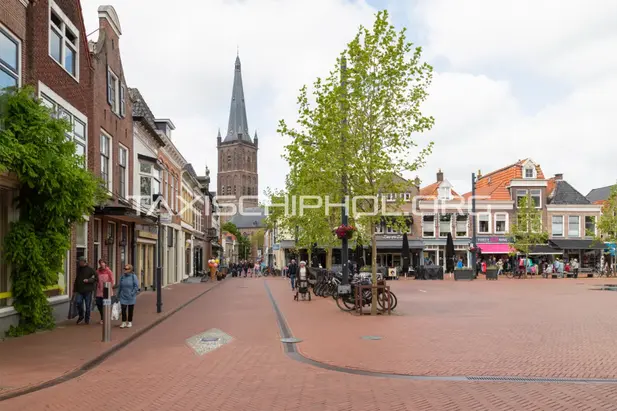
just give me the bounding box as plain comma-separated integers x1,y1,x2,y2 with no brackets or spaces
361,336,382,340
281,337,303,343
186,328,233,356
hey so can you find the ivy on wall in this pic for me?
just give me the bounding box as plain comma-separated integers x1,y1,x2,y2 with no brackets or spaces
0,87,107,336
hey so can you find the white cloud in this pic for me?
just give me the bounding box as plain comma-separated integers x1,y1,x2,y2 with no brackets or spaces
407,0,617,195
81,0,378,200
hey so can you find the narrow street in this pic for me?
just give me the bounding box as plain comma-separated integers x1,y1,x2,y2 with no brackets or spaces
3,277,617,411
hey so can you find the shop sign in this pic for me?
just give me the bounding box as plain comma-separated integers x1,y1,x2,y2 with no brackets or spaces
476,236,509,244
137,230,158,240
378,234,403,240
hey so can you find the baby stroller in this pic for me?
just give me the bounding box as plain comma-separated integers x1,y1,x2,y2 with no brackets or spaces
294,263,311,301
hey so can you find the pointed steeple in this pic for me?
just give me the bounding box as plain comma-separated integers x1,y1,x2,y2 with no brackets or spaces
224,55,252,143
217,128,221,138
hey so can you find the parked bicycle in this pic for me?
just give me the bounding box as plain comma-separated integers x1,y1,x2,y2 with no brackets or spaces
334,273,397,312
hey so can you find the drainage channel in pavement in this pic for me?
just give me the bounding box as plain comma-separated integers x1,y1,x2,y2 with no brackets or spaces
263,282,617,385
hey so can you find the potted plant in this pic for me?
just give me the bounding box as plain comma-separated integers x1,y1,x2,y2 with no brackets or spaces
334,224,356,240
454,266,474,281
485,265,499,280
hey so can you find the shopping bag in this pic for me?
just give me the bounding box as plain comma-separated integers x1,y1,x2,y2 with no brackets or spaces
68,295,78,320
111,302,121,321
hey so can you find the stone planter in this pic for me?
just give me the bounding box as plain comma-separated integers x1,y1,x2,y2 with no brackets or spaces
454,269,474,281
485,268,499,280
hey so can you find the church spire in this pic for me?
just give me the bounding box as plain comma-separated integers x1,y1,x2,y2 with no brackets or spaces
224,55,252,143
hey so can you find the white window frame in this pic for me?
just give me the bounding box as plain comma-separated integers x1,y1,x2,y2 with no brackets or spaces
139,161,161,208
530,189,542,209
48,1,79,80
516,189,528,207
568,215,580,237
552,215,564,237
478,213,491,234
107,67,125,116
523,165,536,179
0,24,22,89
100,132,112,192
422,215,435,238
386,224,396,234
494,213,508,234
584,216,596,238
386,193,396,202
438,186,452,200
374,222,384,234
118,144,128,199
403,192,411,201
455,214,468,237
39,85,87,167
438,214,451,237
93,218,101,263
75,221,88,261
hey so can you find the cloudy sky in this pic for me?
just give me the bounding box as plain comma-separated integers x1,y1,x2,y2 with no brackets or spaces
82,0,617,198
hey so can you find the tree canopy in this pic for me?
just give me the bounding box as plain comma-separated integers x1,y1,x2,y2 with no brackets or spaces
507,195,548,256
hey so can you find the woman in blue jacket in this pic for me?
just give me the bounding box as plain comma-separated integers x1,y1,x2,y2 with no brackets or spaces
117,264,139,328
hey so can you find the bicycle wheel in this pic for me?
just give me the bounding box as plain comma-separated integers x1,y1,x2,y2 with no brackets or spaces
377,291,398,311
335,293,356,312
506,271,513,279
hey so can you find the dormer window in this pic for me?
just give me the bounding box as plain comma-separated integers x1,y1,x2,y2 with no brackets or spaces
523,164,536,179
438,186,451,200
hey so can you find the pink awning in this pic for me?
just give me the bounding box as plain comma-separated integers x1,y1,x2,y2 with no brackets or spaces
478,243,512,254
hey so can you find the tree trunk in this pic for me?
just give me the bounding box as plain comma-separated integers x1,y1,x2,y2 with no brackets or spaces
371,223,378,316
326,247,332,269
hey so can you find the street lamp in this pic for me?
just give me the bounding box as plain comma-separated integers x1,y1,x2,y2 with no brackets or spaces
152,193,165,313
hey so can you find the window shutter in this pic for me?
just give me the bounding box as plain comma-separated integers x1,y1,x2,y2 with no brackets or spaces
120,85,126,117
107,68,112,105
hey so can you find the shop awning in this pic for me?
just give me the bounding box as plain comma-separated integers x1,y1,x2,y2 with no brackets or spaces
375,239,423,249
549,239,606,250
529,245,563,255
478,243,512,254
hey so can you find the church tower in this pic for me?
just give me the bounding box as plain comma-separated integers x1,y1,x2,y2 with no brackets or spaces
217,55,259,223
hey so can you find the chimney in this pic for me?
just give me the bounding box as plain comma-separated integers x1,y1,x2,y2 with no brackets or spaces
436,169,443,182
413,176,421,188
477,169,482,179
554,173,563,180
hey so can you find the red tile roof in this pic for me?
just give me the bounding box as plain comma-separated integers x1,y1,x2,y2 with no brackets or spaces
462,159,546,201
419,181,462,199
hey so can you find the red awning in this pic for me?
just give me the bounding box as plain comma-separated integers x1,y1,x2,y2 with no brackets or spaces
479,243,512,254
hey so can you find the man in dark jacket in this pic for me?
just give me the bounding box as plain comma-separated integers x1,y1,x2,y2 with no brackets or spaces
73,256,98,324
288,259,298,291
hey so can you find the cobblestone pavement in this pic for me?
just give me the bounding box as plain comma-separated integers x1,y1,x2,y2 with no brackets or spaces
3,277,617,411
0,280,219,396
274,277,617,379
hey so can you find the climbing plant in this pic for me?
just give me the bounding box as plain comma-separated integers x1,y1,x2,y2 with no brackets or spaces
0,87,107,336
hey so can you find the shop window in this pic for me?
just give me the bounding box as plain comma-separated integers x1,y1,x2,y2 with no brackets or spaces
439,214,451,237
585,216,596,237
455,214,468,237
568,215,580,237
478,213,490,234
552,215,563,237
422,215,435,237
495,213,507,234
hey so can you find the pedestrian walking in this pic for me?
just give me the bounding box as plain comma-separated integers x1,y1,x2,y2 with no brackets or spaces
73,256,97,325
95,259,115,325
116,264,139,329
288,259,298,291
572,258,579,279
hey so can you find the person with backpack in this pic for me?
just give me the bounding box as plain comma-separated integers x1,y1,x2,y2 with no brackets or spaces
115,264,139,329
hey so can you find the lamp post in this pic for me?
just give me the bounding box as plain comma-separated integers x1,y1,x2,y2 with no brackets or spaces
153,193,164,314
470,173,477,274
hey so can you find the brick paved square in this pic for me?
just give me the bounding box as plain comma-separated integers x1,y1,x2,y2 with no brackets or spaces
269,277,617,379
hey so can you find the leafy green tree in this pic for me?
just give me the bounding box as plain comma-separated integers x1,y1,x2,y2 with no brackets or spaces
222,221,251,261
507,195,548,277
597,185,617,268
278,10,434,313
0,87,107,336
